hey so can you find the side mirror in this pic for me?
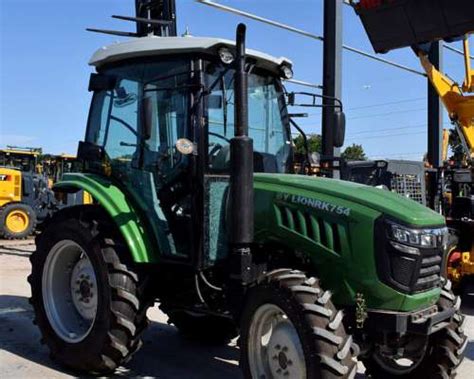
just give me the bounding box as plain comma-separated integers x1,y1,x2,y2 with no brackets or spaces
141,97,153,140
88,73,116,92
333,110,346,148
77,141,104,161
287,92,296,106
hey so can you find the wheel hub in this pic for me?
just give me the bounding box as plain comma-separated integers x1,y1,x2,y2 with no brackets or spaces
267,322,304,377
71,256,97,321
278,351,288,370
6,210,28,233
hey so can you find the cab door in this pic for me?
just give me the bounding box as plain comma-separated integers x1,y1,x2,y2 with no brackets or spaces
85,61,197,261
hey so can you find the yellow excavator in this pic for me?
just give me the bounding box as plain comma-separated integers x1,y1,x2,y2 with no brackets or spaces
0,146,55,239
42,154,92,205
353,0,474,289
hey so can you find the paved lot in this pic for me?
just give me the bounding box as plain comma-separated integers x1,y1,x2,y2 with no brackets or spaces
1,239,473,378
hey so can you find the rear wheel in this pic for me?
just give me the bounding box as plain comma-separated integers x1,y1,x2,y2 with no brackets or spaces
362,278,467,378
0,203,36,239
240,269,358,379
28,215,151,374
167,311,238,344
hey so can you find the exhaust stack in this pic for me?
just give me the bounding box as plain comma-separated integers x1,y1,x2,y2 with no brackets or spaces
229,23,254,285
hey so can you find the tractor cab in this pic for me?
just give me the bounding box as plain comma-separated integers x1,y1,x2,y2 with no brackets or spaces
79,35,294,261
0,146,42,173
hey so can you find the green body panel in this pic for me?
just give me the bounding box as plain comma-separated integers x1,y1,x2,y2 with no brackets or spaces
253,174,444,311
55,171,445,312
54,173,157,263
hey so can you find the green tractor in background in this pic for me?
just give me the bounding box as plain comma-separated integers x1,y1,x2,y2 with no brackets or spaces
28,1,466,378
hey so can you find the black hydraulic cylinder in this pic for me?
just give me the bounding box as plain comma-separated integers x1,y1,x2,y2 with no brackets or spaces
427,42,443,211
230,23,254,247
427,42,443,169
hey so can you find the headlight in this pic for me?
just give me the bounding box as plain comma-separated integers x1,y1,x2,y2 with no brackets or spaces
281,65,294,79
387,221,449,250
388,222,449,249
218,47,235,65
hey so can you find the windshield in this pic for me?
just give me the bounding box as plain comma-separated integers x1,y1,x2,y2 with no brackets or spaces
85,59,292,176
0,153,37,172
206,64,292,173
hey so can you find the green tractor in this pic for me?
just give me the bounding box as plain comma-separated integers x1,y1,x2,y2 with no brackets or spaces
28,1,466,377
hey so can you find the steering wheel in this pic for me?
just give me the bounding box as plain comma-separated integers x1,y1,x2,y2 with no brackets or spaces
208,132,230,155
209,131,230,143
208,132,230,168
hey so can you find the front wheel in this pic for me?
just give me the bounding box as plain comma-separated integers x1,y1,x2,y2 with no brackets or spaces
362,278,467,378
240,269,358,379
28,215,150,374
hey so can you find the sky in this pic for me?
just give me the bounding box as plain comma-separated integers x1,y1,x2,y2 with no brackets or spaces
0,0,468,159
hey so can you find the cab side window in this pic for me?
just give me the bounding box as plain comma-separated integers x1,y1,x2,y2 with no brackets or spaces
105,79,140,162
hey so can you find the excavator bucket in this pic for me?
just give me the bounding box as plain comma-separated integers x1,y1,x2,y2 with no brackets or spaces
353,0,474,53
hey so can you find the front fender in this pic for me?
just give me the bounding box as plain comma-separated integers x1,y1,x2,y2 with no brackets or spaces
54,173,157,263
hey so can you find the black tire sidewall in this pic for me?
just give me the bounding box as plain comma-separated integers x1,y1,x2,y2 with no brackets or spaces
1,203,36,238
31,220,112,367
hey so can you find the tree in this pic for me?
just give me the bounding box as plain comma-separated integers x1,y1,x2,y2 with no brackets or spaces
293,135,367,161
341,144,367,161
293,134,322,155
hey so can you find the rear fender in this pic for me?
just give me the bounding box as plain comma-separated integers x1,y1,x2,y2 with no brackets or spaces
53,173,158,263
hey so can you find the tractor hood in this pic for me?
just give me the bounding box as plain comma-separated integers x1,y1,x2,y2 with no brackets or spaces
254,173,445,227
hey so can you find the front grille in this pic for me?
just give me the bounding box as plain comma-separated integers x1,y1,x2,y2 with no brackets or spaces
390,254,416,287
414,250,443,291
382,246,443,294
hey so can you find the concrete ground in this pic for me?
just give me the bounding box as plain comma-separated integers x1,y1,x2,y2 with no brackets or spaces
1,239,473,378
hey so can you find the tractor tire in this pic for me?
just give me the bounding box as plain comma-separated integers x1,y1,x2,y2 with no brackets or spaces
0,203,36,239
240,269,358,379
362,278,467,378
28,215,151,374
167,311,238,344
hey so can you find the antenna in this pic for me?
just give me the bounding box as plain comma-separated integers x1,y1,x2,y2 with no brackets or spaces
87,0,178,38
85,28,139,38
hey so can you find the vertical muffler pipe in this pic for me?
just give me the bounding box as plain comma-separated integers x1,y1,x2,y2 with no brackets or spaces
229,23,254,288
